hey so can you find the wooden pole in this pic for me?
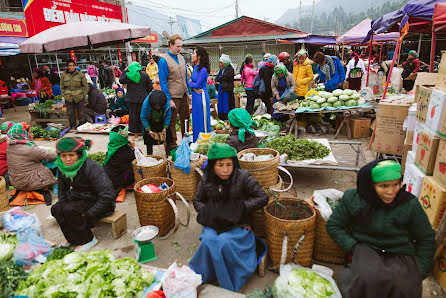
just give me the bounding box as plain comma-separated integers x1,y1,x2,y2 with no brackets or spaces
379,43,383,62
430,25,437,72
382,35,403,100
341,41,345,63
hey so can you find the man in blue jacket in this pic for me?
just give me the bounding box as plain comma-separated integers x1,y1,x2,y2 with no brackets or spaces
140,90,172,156
313,51,346,92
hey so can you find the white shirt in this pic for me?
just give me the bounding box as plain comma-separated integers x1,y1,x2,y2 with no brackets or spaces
345,58,367,79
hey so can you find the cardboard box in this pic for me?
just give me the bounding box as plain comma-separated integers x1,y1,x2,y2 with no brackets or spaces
434,139,446,189
425,88,446,137
436,51,446,92
373,100,410,155
415,86,434,123
415,72,438,99
404,163,425,199
402,131,414,173
418,176,446,229
415,131,440,175
412,121,425,154
433,247,446,293
337,117,372,138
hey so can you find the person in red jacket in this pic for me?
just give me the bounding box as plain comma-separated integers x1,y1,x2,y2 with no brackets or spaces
401,50,420,92
0,121,15,184
32,68,53,101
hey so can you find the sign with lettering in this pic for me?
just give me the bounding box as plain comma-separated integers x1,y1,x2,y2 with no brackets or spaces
22,0,123,37
0,17,28,37
132,33,159,44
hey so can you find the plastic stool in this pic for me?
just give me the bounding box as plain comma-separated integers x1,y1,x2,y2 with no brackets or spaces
95,114,106,123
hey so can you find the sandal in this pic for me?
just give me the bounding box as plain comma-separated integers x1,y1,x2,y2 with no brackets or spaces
75,237,98,252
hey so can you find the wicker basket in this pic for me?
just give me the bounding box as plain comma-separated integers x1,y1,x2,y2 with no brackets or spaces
168,158,203,201
311,197,345,264
0,176,6,194
264,198,316,269
237,148,280,187
132,155,167,183
0,192,8,212
134,177,176,236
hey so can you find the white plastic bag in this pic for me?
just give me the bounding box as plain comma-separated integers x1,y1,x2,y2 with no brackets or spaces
273,263,342,298
162,262,202,298
3,207,41,233
134,147,162,167
253,101,266,116
313,189,344,221
390,67,404,92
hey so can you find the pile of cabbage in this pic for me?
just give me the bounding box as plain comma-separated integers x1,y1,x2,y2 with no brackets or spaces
300,89,366,110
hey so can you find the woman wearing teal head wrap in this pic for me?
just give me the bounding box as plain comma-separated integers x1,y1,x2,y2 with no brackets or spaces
215,54,235,120
326,159,435,297
271,63,296,119
226,108,258,152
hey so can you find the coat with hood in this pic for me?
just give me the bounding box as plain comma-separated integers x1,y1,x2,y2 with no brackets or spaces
140,91,172,130
259,64,275,96
119,71,153,104
146,62,159,80
86,84,107,114
215,65,235,93
32,76,53,97
316,56,345,91
326,160,435,278
87,64,98,78
241,65,258,89
271,71,296,98
0,138,7,176
292,58,314,97
60,69,89,103
109,90,129,113
226,129,258,152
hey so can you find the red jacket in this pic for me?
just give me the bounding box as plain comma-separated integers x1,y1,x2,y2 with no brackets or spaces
33,77,53,97
0,140,7,176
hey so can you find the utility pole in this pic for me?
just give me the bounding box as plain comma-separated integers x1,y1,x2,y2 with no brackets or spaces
298,1,302,30
310,0,315,34
334,15,337,36
235,0,239,18
168,16,175,34
120,0,132,64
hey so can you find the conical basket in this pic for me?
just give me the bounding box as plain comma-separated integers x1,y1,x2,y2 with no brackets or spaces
132,155,167,183
237,148,279,187
168,158,203,201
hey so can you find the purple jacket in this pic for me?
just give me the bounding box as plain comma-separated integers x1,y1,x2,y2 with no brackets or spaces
87,65,98,78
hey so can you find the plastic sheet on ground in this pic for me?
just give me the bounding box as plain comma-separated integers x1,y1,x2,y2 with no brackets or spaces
294,103,372,113
286,139,338,166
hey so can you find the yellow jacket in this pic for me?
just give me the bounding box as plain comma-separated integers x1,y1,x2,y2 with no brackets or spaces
292,58,314,97
146,62,158,80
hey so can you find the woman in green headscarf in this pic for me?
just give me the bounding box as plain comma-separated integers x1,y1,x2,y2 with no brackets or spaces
326,160,435,297
119,61,153,138
226,108,258,152
51,136,116,251
104,125,135,192
271,63,296,119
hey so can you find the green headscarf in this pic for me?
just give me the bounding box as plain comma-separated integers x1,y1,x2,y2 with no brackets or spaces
274,63,288,78
371,160,402,183
7,123,35,146
228,108,255,143
103,126,129,165
127,61,143,84
207,143,240,168
56,136,91,180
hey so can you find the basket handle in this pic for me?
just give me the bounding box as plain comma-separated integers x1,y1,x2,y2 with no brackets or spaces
195,167,204,177
175,192,191,227
269,166,293,193
158,198,180,240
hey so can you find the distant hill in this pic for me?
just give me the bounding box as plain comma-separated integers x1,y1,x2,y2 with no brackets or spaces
277,0,408,35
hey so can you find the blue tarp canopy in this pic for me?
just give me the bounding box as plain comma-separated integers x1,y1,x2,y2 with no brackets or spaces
281,35,337,45
364,0,444,43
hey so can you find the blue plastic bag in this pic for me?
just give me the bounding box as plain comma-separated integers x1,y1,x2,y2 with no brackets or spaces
174,136,191,174
3,207,41,233
14,228,52,266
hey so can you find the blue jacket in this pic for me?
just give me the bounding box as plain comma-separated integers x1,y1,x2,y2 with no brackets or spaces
316,56,345,91
140,94,172,130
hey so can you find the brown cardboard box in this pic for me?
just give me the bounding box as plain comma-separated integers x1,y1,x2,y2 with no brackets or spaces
338,117,371,138
415,131,440,175
433,247,446,293
373,100,410,155
419,176,446,229
414,72,438,98
434,139,446,189
401,130,414,173
415,86,434,123
436,51,446,92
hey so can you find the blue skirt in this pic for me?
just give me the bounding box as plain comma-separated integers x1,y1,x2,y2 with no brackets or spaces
192,90,211,143
189,227,257,291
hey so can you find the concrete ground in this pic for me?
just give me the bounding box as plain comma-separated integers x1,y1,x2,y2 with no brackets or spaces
2,105,445,297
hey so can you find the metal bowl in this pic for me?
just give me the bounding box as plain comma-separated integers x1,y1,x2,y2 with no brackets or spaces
132,225,159,243
254,130,269,140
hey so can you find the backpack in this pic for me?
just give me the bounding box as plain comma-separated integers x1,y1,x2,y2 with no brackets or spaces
252,74,265,97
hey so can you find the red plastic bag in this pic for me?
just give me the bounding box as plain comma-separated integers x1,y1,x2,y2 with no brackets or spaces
146,290,166,298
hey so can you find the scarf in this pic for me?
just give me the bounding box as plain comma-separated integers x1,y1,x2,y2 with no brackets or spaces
320,56,336,81
127,62,143,84
353,159,414,225
228,108,255,143
57,150,87,181
1,121,15,134
104,126,129,165
7,123,35,146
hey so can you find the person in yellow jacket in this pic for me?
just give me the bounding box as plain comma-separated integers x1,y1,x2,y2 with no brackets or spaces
146,57,159,81
292,49,314,98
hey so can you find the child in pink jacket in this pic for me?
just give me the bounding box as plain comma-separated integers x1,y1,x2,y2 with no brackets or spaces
241,55,258,114
87,62,98,88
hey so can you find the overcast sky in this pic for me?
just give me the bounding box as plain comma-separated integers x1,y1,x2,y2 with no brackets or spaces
129,0,314,30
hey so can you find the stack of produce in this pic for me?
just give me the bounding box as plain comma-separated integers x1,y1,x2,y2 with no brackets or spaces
300,89,365,110
31,126,61,140
195,134,230,155
0,233,17,261
267,135,330,161
88,151,106,165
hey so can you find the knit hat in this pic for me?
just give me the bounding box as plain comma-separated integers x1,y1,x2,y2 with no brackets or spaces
408,50,418,58
127,61,143,84
228,108,255,143
274,63,288,78
371,160,402,183
1,121,15,134
56,136,92,154
207,143,240,168
148,90,168,109
219,54,232,67
295,49,308,60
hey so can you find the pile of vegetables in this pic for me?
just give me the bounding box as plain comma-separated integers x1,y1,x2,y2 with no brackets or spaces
300,89,366,110
267,135,330,161
0,233,18,261
211,119,229,131
32,99,56,116
273,267,336,297
327,199,340,211
195,134,230,155
0,260,28,298
54,95,63,101
46,247,74,261
102,87,115,95
252,114,283,130
31,126,60,139
88,151,106,165
315,83,325,91
234,85,246,94
16,250,155,297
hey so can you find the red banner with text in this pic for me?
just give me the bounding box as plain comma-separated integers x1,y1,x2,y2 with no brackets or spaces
0,17,28,37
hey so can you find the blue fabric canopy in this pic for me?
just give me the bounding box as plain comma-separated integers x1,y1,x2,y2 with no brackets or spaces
285,35,337,45
363,0,443,43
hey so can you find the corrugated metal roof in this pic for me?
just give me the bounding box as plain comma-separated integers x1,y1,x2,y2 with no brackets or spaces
183,33,308,45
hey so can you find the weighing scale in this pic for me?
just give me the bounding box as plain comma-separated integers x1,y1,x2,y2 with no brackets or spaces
132,225,159,263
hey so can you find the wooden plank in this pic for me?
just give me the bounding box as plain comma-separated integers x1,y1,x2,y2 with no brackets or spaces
100,211,125,223
100,211,127,239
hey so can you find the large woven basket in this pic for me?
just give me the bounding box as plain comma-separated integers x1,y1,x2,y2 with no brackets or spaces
132,155,167,183
134,177,176,236
0,176,7,212
264,198,316,269
311,197,345,264
238,148,280,188
168,158,203,201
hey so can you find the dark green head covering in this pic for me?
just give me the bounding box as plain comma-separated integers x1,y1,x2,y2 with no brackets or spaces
228,108,255,143
207,143,240,168
274,63,288,78
371,160,402,183
127,61,143,84
104,125,129,165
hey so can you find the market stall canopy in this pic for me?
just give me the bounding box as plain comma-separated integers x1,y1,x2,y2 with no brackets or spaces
433,3,446,29
19,21,150,53
0,43,20,56
337,18,400,44
280,35,337,45
363,0,444,43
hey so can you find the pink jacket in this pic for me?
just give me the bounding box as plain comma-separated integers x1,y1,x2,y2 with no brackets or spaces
242,64,258,88
87,65,98,78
